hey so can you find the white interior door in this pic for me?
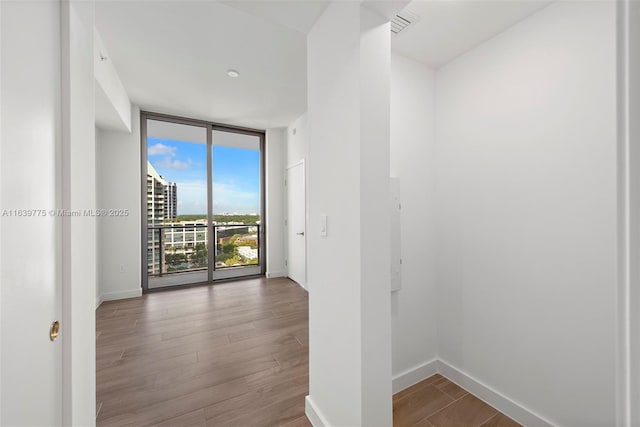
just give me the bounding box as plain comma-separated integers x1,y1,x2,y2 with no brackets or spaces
286,161,306,288
0,1,63,425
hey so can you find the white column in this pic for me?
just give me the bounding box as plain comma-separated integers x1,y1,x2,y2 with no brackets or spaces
61,1,97,425
306,3,392,425
266,128,286,278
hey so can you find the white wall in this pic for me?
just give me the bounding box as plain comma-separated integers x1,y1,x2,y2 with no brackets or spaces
94,28,131,132
0,2,3,422
285,113,308,286
96,106,142,303
307,5,362,421
1,1,63,423
61,1,97,424
287,113,308,166
625,1,640,424
358,9,392,425
434,2,618,426
390,53,438,387
265,128,286,278
306,3,392,425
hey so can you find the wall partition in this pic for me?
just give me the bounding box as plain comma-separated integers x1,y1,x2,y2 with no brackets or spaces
140,112,265,290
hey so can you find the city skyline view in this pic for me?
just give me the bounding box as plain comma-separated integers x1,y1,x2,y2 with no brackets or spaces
147,136,261,215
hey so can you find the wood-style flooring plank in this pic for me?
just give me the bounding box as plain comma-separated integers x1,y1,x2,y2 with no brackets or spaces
394,374,444,402
431,376,469,400
427,394,498,427
207,394,307,427
393,384,454,427
479,413,523,427
280,415,313,427
394,375,521,427
155,409,207,427
98,277,519,427
96,277,310,427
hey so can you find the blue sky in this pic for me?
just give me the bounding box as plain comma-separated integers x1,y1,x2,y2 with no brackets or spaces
147,137,260,215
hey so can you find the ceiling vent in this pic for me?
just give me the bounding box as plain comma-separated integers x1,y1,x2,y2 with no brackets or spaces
391,10,420,35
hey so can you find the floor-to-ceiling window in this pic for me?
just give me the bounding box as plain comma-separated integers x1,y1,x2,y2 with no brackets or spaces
141,112,265,290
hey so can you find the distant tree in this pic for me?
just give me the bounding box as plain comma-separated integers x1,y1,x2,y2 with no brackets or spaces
165,253,187,266
174,214,261,224
213,214,260,224
190,243,208,267
224,255,243,266
175,214,207,222
217,252,231,262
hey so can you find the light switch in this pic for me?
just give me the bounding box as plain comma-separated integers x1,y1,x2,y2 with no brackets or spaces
320,214,328,237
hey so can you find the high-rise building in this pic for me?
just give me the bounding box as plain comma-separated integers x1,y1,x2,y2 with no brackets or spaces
147,161,165,226
164,182,177,219
147,161,166,275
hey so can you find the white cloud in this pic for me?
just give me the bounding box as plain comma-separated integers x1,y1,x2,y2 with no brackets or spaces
179,181,207,189
156,157,192,170
148,143,176,156
213,182,258,200
213,182,259,213
175,180,207,214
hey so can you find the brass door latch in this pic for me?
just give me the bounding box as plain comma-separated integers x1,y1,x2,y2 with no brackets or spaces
50,320,60,341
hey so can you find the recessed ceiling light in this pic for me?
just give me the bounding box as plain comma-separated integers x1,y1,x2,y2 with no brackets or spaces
227,69,240,78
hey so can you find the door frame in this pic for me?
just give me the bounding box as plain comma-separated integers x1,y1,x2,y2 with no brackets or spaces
618,1,640,425
140,111,266,292
285,159,307,289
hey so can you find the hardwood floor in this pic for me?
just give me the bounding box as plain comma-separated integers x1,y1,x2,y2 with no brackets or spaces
393,375,522,427
96,277,311,427
97,277,520,427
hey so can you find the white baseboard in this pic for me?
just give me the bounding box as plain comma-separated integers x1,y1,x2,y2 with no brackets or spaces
266,270,286,278
305,395,330,427
436,360,554,427
291,278,308,291
100,289,142,302
95,295,104,309
392,359,439,394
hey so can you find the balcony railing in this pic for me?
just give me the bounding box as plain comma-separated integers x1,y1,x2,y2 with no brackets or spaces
147,223,261,277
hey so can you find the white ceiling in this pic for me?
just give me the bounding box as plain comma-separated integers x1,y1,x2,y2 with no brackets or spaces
95,0,314,130
220,1,329,35
95,0,554,130
392,0,554,68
